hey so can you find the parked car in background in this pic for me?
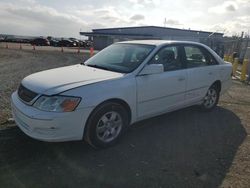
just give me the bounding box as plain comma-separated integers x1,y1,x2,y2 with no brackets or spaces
78,40,86,47
58,39,76,47
30,38,50,46
85,40,92,47
47,37,59,47
49,39,59,47
11,40,232,148
4,36,17,43
20,39,32,43
0,37,4,42
3,36,32,43
69,38,80,46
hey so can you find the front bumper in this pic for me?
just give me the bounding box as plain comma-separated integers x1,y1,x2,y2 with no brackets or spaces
11,91,93,142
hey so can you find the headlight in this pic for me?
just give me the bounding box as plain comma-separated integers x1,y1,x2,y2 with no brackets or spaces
33,95,81,112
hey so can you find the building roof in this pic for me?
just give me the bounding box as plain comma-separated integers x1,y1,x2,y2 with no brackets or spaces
83,26,223,36
79,31,154,37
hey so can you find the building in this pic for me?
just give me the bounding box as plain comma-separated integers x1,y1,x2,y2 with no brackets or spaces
80,26,224,56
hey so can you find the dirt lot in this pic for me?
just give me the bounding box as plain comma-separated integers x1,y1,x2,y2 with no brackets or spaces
0,48,250,188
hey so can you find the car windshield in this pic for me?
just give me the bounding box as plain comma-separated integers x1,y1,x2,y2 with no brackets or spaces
84,43,155,73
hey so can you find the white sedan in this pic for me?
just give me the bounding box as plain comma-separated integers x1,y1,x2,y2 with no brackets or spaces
11,40,232,148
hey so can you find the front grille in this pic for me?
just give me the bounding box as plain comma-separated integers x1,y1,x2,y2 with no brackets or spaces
18,84,38,103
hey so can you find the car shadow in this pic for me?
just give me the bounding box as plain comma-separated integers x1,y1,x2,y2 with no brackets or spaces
0,106,246,188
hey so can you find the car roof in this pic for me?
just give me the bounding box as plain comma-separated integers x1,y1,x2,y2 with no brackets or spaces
118,40,204,46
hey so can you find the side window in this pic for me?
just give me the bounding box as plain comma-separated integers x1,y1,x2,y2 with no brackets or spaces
149,46,182,71
184,46,218,68
205,51,219,65
184,46,207,68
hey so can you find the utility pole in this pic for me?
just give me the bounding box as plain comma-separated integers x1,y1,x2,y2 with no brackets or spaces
242,34,249,60
236,31,244,60
164,18,167,27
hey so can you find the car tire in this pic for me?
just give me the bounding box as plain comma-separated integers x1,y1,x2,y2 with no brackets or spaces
84,102,129,148
200,84,220,111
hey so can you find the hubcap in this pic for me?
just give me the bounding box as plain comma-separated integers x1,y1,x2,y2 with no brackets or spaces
96,111,122,143
203,88,217,108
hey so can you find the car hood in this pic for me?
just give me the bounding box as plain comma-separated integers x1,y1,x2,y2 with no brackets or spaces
21,64,124,95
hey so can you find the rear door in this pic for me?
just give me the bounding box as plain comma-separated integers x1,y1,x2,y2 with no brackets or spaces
183,45,220,105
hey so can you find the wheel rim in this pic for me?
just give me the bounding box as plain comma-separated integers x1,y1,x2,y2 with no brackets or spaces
203,88,217,108
96,111,123,143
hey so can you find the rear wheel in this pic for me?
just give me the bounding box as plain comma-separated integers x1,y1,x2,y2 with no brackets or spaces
200,85,220,111
84,102,129,148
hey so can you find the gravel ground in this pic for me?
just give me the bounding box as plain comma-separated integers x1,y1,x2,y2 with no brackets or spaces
0,48,250,188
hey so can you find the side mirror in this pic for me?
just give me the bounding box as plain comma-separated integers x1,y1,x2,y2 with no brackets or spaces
139,64,164,75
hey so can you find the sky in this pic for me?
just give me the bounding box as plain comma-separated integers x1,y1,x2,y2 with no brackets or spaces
0,0,249,38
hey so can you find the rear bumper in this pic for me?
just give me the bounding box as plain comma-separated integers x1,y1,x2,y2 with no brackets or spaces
11,91,93,142
221,79,232,95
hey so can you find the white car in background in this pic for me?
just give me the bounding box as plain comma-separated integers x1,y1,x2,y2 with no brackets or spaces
11,40,232,148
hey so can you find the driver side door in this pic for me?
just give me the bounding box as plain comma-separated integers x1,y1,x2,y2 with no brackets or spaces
136,45,187,119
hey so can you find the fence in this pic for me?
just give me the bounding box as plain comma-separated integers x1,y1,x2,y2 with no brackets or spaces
224,55,249,81
0,42,95,56
223,36,250,61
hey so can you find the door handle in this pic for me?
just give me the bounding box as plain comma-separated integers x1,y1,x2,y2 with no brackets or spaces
178,77,185,81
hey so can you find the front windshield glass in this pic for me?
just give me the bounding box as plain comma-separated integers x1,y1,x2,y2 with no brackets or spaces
84,43,155,73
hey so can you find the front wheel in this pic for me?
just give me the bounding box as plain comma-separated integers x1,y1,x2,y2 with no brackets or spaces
200,85,220,111
84,102,129,148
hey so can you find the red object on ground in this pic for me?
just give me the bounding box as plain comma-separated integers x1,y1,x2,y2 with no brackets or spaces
90,47,94,57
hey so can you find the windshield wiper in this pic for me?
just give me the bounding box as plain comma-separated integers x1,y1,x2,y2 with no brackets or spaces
85,64,111,71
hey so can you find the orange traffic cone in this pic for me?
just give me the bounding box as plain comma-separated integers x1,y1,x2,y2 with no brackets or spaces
90,47,94,57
